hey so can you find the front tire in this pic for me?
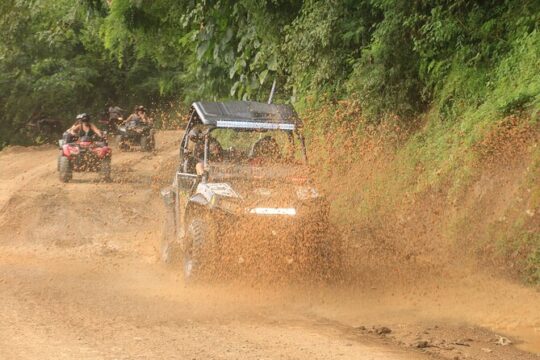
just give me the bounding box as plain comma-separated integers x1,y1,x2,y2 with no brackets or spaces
117,135,129,151
183,215,217,283
140,134,154,152
314,225,345,282
57,154,62,171
58,156,72,183
100,157,111,182
160,209,181,264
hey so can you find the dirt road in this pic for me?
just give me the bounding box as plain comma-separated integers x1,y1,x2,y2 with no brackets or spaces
0,132,538,359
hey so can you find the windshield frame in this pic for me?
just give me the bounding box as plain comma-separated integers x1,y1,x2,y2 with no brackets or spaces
179,109,308,175
203,126,308,168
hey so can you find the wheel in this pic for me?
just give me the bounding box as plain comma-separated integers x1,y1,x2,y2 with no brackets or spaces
57,154,62,171
314,225,345,282
140,135,153,152
117,135,129,151
58,156,72,183
160,209,181,264
149,131,156,151
183,215,217,283
100,157,112,182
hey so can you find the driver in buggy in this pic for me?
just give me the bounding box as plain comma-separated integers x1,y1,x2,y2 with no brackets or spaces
108,105,124,122
63,113,104,143
186,128,223,176
250,135,281,163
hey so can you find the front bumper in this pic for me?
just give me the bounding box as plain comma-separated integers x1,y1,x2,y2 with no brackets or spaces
218,199,329,242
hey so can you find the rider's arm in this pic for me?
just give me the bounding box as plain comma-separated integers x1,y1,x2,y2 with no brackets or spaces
124,114,134,124
68,124,80,135
91,123,103,137
143,114,153,125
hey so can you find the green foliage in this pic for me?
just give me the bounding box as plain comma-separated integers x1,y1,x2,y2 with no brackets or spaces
102,0,300,102
347,0,431,119
1,0,539,145
99,0,535,123
282,1,379,100
0,0,163,146
414,0,540,121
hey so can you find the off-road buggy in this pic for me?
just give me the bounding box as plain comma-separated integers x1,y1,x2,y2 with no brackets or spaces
117,118,155,152
161,101,340,281
57,135,112,183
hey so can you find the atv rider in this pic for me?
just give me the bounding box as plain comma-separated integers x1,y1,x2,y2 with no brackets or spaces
108,105,124,122
63,113,103,143
104,105,124,133
124,105,152,126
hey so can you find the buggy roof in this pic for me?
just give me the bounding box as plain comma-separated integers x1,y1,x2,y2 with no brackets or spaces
192,101,300,130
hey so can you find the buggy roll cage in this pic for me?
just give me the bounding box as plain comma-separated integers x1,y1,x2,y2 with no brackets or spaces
179,101,308,171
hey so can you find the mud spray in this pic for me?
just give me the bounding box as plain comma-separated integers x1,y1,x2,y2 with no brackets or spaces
0,130,538,359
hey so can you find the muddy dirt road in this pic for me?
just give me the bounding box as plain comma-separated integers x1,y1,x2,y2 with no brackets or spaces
0,131,538,359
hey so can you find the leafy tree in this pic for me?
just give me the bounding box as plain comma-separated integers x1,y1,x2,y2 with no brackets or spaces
0,0,161,146
0,0,538,147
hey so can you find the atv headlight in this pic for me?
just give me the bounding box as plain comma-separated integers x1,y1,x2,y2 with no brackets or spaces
69,146,80,155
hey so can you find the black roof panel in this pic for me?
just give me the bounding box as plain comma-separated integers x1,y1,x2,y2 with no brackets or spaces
192,101,300,129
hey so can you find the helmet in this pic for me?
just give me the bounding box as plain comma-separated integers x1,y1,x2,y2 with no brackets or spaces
188,128,203,142
135,105,146,112
77,113,90,122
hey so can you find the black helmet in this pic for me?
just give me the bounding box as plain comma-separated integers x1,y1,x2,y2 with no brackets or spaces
188,128,203,141
80,113,90,122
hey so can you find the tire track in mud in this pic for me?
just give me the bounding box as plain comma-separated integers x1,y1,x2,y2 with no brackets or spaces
0,250,434,360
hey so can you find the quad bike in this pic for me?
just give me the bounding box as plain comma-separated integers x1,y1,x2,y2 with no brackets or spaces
117,118,155,152
57,135,112,183
98,115,123,135
98,106,125,135
160,100,342,282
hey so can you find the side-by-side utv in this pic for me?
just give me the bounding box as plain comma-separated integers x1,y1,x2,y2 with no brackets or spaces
160,101,341,281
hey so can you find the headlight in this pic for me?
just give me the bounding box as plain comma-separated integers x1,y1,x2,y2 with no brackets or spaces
296,187,319,200
215,198,242,214
248,208,297,216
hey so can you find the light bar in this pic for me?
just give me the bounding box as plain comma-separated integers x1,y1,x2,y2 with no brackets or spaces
216,120,295,130
249,207,297,216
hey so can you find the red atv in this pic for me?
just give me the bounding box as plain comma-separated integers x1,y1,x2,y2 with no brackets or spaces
57,135,112,183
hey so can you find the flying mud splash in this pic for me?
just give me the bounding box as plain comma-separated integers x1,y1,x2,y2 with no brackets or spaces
159,101,343,283
0,128,538,359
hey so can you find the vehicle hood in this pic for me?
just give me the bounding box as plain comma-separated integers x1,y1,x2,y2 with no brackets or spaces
196,175,323,217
